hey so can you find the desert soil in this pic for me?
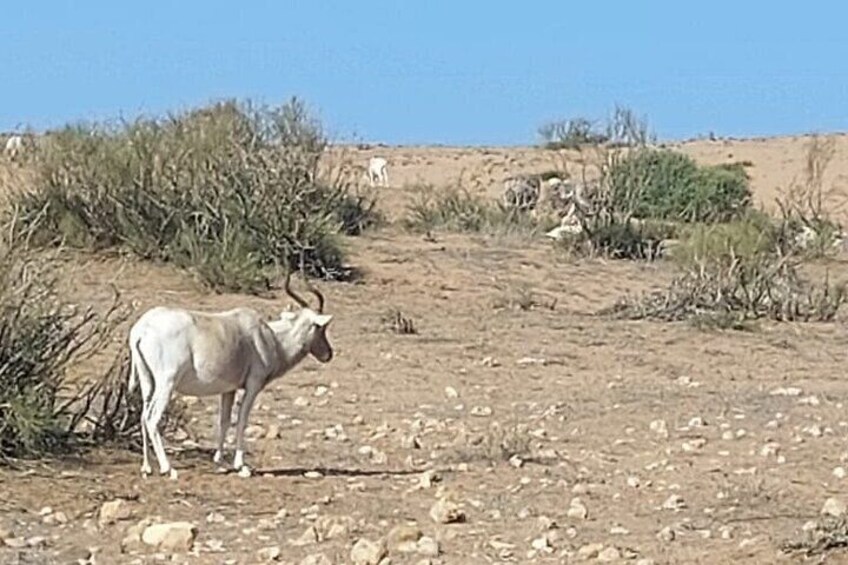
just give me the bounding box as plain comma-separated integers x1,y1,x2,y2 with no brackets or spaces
3,135,848,564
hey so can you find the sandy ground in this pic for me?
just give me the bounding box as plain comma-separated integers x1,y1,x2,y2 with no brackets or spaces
3,136,848,564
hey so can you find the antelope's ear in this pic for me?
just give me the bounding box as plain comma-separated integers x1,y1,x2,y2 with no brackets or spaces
313,314,333,327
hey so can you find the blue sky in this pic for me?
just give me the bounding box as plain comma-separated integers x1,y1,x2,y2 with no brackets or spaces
1,2,846,145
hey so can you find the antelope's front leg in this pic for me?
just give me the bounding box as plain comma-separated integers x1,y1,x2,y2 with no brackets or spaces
233,385,261,471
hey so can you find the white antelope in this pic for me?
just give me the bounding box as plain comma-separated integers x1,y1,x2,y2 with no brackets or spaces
367,156,389,187
4,135,23,160
128,272,334,478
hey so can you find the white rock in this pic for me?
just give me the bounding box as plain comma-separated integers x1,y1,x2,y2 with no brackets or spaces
444,386,459,399
576,543,604,560
429,499,465,524
804,424,823,438
662,495,686,511
657,526,676,542
99,500,133,526
597,546,621,562
141,522,197,552
206,512,226,524
567,498,588,520
649,420,669,438
530,535,551,552
265,424,281,440
517,357,547,366
300,554,333,565
3,537,26,549
760,443,780,457
770,387,802,396
802,520,818,532
822,497,847,517
257,545,282,561
416,536,440,557
205,538,225,552
289,526,318,546
350,538,387,565
834,467,847,479
682,438,707,452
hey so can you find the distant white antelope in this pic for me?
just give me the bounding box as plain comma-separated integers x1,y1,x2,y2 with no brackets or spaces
367,157,389,187
128,271,334,478
4,135,23,160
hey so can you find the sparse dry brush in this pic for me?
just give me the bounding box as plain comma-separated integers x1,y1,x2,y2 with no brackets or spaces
539,105,653,150
602,216,846,328
782,516,848,558
12,98,380,294
599,136,847,329
402,183,553,237
776,135,845,258
0,235,135,461
603,253,844,327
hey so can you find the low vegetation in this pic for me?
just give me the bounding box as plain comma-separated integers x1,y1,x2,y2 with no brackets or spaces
402,184,552,237
607,150,752,223
0,240,136,461
602,253,845,328
539,105,653,149
782,517,848,559
602,210,846,328
12,98,379,294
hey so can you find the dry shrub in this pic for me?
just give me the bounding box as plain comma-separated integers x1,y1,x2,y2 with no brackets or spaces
381,308,417,335
602,252,845,327
0,239,129,461
12,98,380,294
776,135,845,258
491,283,557,312
402,183,550,237
539,105,653,150
451,422,531,464
782,517,848,559
74,352,189,448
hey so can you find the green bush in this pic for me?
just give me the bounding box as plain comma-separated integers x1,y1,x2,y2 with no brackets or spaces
608,149,751,223
671,212,779,269
13,98,379,293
